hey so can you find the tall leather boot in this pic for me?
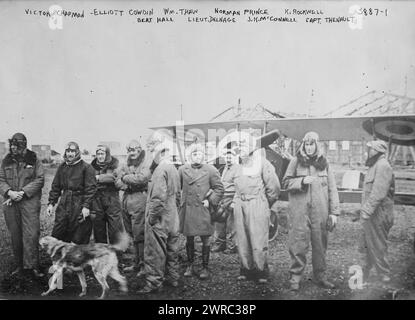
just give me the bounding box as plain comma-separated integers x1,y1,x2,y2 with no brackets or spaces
257,262,269,284
184,241,195,277
136,242,146,278
122,240,137,272
199,245,210,280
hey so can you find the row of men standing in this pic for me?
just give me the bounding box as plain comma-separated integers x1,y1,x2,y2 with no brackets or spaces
137,138,281,292
0,131,395,294
0,132,279,290
45,139,153,276
0,134,149,278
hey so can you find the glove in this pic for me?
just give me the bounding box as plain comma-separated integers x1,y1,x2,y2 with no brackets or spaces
78,207,90,223
230,202,235,209
326,215,337,232
82,207,90,219
46,204,54,217
202,199,209,208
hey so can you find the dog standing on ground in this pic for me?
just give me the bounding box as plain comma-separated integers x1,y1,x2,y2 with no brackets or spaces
39,232,130,299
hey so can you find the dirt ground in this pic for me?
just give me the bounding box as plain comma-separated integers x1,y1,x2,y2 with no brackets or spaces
1,165,415,300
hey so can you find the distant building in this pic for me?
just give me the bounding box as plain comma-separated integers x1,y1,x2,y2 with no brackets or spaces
51,150,63,164
32,145,51,162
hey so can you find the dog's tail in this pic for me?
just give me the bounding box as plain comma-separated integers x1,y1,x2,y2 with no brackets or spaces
110,232,130,252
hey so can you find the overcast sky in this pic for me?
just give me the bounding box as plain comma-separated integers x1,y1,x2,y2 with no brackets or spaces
1,0,414,152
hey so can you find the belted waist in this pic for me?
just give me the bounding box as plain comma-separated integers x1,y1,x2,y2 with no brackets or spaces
236,193,264,201
62,189,83,196
96,187,118,194
124,188,147,195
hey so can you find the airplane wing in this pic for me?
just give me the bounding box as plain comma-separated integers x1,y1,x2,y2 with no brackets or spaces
150,114,415,145
277,190,415,206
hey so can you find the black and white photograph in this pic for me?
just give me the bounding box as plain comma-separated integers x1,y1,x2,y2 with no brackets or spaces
1,0,415,304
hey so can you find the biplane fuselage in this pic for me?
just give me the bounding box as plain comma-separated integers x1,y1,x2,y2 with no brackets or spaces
150,114,415,206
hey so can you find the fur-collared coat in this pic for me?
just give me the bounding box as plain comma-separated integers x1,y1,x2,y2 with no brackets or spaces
178,164,224,236
91,156,119,192
283,156,340,224
0,149,45,268
358,154,395,275
115,150,152,215
48,160,97,209
0,150,44,200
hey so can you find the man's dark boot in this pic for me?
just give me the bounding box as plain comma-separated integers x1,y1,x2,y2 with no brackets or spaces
135,242,146,276
184,241,195,277
137,242,144,264
257,263,269,284
200,245,210,280
123,241,138,272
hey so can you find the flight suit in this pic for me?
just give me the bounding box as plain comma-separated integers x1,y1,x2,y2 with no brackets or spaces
142,161,181,290
283,156,339,284
0,150,44,269
233,150,280,279
359,154,395,276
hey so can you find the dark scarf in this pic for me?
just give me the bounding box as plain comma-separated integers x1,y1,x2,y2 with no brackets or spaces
297,151,328,171
91,156,118,171
64,142,82,166
10,151,25,163
96,161,107,170
65,157,81,166
365,152,383,167
8,142,27,163
191,163,203,169
95,145,112,169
